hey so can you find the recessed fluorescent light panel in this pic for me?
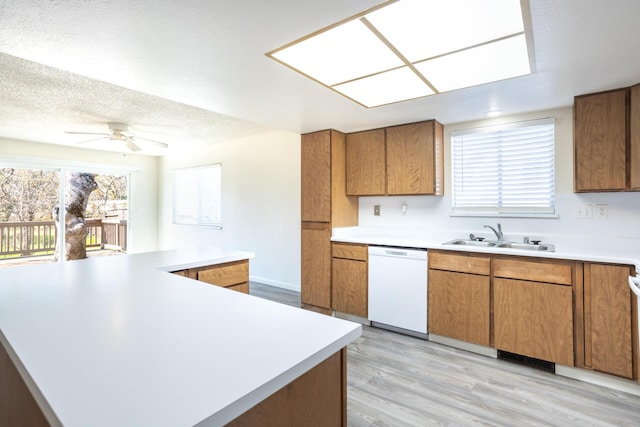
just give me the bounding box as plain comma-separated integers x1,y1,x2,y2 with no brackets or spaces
267,0,533,108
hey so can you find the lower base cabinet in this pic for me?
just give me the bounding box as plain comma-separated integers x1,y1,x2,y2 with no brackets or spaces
494,278,574,366
493,258,575,366
428,251,491,346
428,269,490,346
584,263,635,378
172,260,250,294
331,243,368,318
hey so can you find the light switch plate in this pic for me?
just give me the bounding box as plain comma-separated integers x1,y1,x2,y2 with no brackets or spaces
576,204,593,219
374,205,381,216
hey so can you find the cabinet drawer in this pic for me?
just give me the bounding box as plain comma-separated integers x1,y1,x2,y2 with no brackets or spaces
197,261,249,287
332,243,367,261
429,251,490,275
493,258,572,285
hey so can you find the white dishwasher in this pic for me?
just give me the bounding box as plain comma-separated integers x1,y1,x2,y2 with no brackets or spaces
368,246,428,337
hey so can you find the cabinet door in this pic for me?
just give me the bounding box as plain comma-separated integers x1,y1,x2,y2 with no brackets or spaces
332,258,367,318
346,129,386,196
301,131,331,222
386,121,436,195
428,270,490,346
630,85,640,190
494,278,574,365
301,225,331,309
574,89,627,192
585,264,633,378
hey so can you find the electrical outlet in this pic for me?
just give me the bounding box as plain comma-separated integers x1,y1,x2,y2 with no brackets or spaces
595,204,608,220
374,205,381,216
576,204,593,219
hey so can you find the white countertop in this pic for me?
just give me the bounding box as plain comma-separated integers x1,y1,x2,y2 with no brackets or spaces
332,227,640,272
0,248,361,426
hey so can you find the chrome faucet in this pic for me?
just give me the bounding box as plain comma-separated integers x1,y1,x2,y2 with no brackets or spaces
484,223,503,242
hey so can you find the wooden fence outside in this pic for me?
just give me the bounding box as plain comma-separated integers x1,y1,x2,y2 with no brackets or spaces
0,219,127,258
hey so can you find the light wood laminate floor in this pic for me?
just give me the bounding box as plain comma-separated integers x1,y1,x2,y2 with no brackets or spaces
249,282,640,426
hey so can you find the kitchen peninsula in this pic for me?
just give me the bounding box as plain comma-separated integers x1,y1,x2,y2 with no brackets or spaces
0,248,361,426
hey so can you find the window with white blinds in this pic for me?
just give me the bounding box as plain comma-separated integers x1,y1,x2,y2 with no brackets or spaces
451,118,555,216
172,164,222,227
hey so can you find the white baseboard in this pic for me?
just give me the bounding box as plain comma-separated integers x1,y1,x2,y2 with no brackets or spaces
249,275,300,292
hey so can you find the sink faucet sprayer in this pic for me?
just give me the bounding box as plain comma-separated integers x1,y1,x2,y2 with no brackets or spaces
484,223,503,242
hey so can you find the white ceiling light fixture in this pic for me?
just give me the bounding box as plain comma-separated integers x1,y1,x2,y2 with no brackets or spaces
267,0,533,108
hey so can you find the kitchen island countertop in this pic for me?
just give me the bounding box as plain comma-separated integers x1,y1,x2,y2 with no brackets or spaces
0,248,361,426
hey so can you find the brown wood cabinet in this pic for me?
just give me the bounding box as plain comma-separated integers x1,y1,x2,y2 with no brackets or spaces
345,120,444,196
428,250,491,346
301,130,332,222
583,263,635,378
345,129,386,196
172,259,250,294
574,85,640,192
630,84,640,189
228,349,347,426
386,121,443,196
493,258,575,366
301,130,358,313
301,224,332,310
331,243,368,318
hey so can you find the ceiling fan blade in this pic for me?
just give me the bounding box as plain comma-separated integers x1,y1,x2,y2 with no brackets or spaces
65,131,111,136
125,138,141,152
134,136,169,149
77,137,109,145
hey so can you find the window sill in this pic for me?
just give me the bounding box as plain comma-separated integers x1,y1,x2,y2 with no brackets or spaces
450,212,559,219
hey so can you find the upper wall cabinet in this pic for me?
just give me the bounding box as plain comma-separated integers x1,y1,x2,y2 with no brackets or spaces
346,120,444,196
386,121,443,196
630,84,640,189
345,129,386,196
574,85,640,192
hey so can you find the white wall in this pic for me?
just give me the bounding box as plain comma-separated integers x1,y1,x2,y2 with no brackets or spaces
158,130,301,291
358,107,640,241
0,138,160,253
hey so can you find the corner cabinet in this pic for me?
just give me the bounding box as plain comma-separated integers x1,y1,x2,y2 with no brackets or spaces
428,250,491,346
346,120,444,196
301,130,358,314
574,84,640,192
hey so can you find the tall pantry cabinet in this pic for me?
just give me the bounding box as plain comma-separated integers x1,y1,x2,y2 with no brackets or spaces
301,130,358,314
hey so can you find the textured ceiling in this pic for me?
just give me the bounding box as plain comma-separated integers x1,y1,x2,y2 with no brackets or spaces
1,0,640,156
0,53,272,155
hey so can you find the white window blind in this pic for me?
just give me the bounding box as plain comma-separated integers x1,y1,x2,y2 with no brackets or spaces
451,118,555,216
172,164,222,227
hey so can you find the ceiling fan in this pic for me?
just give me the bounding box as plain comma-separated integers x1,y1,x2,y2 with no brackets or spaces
65,122,168,152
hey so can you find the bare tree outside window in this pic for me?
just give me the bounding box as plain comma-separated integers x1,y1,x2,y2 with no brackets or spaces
0,168,129,266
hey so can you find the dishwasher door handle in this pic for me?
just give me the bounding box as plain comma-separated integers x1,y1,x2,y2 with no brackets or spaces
385,250,408,257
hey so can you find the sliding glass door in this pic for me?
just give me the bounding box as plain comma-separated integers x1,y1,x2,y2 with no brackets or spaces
0,165,129,268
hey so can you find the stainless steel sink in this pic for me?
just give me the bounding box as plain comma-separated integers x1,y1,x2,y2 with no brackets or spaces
496,242,555,252
443,239,555,252
443,239,497,247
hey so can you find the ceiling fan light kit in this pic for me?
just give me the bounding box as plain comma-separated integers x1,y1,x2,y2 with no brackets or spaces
65,122,168,153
